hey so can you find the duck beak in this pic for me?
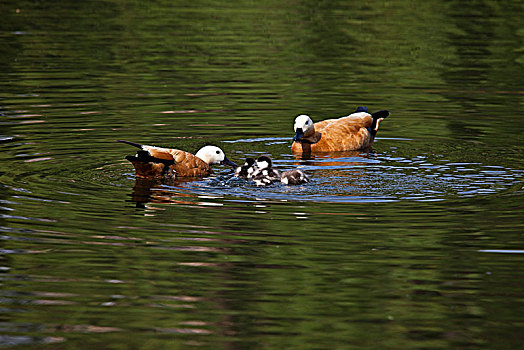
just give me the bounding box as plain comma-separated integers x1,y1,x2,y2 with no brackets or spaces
293,128,304,141
221,157,237,167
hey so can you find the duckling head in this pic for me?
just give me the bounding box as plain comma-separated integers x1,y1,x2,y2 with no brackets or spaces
234,157,257,178
195,146,237,167
244,157,256,167
256,155,273,170
293,114,314,141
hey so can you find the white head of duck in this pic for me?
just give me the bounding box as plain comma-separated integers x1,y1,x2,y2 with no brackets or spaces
195,145,236,166
293,114,315,142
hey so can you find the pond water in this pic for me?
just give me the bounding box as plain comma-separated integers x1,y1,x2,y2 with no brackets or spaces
1,1,523,349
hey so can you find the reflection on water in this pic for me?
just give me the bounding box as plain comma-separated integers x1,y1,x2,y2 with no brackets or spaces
128,177,202,208
1,0,523,348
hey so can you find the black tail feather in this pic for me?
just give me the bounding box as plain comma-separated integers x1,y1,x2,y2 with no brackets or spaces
117,140,144,149
370,110,389,137
371,110,389,120
126,150,175,166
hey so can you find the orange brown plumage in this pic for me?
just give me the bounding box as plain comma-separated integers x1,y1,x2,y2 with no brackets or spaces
118,140,236,178
291,107,389,153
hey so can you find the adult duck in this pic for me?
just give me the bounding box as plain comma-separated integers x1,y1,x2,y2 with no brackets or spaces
117,140,236,178
291,107,389,153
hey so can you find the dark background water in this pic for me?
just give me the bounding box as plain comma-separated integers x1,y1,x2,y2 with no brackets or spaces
1,1,523,348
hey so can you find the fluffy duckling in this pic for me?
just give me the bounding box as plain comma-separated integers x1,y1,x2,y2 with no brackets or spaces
281,169,309,185
291,106,389,153
234,157,257,179
118,140,236,178
252,155,281,186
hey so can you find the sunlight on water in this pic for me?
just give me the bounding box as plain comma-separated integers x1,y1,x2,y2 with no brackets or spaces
478,250,524,254
152,137,524,204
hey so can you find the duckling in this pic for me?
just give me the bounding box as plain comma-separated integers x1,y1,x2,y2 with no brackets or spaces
291,106,389,153
252,155,281,186
117,140,236,178
281,169,309,185
234,157,257,179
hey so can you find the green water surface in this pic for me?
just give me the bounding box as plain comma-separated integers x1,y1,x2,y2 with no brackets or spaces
1,1,523,349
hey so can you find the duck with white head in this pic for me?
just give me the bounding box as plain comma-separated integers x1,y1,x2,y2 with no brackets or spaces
292,106,389,153
117,140,236,179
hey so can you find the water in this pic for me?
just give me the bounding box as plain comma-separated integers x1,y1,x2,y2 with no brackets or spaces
1,1,524,348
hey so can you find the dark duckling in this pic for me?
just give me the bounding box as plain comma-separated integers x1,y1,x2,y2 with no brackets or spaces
252,155,281,186
234,157,257,179
281,169,309,185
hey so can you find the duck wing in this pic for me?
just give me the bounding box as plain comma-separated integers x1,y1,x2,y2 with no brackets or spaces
315,112,373,133
311,113,373,151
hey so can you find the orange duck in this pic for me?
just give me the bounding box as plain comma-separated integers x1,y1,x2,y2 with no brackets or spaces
117,140,236,178
291,107,389,153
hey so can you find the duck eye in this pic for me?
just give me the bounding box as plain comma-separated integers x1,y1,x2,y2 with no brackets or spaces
216,150,220,154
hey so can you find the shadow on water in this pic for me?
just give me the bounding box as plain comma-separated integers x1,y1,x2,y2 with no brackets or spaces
127,177,203,208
